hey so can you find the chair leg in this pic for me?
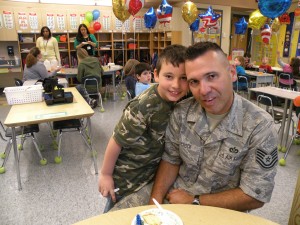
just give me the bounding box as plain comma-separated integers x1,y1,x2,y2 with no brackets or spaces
54,131,63,164
0,139,13,174
30,133,47,165
97,93,105,112
279,135,295,166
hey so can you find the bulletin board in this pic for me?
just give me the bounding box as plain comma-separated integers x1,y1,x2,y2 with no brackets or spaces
192,8,222,46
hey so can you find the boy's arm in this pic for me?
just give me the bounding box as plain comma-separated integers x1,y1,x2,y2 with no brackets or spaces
149,160,180,204
98,136,122,202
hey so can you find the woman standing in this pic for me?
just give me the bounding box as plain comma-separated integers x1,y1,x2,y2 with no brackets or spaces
23,47,60,81
36,26,61,65
74,24,98,56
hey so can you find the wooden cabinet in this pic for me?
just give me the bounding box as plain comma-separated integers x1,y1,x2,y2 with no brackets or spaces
16,30,182,70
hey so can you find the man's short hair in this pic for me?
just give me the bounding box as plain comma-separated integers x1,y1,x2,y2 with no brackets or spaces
156,44,187,75
186,42,227,61
135,63,151,76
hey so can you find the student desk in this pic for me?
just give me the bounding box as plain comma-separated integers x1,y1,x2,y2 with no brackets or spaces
23,78,69,87
245,70,274,87
249,86,300,152
4,87,96,190
73,204,279,225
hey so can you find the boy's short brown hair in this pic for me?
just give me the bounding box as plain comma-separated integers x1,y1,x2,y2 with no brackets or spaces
156,44,187,75
135,63,151,77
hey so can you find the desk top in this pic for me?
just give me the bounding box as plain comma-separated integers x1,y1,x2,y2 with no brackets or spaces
245,70,274,77
252,65,283,72
250,86,300,100
57,65,123,76
23,78,68,87
4,87,94,127
73,205,279,225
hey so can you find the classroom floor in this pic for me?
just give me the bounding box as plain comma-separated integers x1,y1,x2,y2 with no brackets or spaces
0,92,299,225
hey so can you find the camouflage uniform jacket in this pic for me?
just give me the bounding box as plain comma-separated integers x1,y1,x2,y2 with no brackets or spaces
163,93,278,203
113,84,175,197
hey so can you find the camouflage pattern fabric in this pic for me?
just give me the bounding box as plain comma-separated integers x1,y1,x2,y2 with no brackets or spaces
163,93,278,203
113,84,175,198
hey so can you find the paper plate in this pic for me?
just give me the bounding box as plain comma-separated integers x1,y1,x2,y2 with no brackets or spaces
131,208,183,225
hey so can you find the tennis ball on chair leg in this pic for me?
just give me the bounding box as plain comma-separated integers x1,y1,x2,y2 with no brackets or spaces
279,158,286,166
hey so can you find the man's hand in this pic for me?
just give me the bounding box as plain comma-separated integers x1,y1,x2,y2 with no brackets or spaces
98,173,117,202
166,189,194,204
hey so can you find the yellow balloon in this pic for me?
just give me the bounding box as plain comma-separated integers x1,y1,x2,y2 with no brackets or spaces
271,18,281,33
248,9,267,30
182,1,198,25
113,0,130,23
82,19,90,28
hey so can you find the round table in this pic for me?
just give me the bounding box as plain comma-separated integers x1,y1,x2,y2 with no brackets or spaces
73,204,279,225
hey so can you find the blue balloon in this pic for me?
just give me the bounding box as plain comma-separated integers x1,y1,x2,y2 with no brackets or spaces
199,6,221,28
92,9,100,20
190,18,199,32
144,7,157,29
258,0,292,19
234,17,248,35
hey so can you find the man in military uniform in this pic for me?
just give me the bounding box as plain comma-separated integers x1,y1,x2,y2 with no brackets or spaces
150,42,278,211
99,45,189,212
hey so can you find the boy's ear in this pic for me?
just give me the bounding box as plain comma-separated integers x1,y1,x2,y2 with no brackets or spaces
154,69,159,82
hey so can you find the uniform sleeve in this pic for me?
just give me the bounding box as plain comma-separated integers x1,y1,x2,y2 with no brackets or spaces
74,38,80,49
113,101,150,147
90,34,98,48
239,120,278,203
52,38,61,65
162,107,182,165
36,63,52,79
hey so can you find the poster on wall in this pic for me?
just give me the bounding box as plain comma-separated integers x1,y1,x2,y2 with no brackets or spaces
0,14,3,29
46,13,55,29
133,16,143,31
69,13,77,30
18,12,28,30
29,12,38,30
79,14,85,24
101,10,111,31
57,13,65,30
115,18,130,31
3,11,14,29
283,12,294,57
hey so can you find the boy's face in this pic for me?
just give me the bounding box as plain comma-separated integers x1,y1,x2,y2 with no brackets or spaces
186,50,234,115
154,62,188,102
137,70,152,84
262,57,268,65
234,57,241,66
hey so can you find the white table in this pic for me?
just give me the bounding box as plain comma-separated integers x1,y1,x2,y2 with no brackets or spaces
246,70,274,87
4,87,96,190
23,78,69,87
249,86,300,152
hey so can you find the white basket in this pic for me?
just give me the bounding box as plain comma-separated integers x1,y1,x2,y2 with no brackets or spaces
4,85,43,105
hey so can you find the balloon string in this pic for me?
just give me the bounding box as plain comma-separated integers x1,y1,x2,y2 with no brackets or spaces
122,22,125,67
133,16,136,59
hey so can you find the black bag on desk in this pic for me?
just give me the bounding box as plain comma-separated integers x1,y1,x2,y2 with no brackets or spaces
43,77,59,93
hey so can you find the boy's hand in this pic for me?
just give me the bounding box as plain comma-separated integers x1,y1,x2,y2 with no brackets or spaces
98,173,117,202
166,188,194,204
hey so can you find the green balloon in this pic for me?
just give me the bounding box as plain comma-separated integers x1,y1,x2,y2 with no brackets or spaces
85,12,93,22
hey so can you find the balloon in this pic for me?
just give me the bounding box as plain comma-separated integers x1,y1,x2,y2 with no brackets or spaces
92,9,100,21
279,13,291,24
258,0,292,19
93,21,101,31
157,0,173,25
85,11,93,22
248,9,267,30
144,7,157,29
234,17,248,35
294,96,300,107
261,24,272,45
88,26,95,34
190,18,200,32
82,19,90,28
113,0,130,23
199,6,221,28
126,0,144,16
182,1,198,25
271,18,281,33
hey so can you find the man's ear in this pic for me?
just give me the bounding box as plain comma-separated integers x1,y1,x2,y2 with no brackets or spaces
154,69,159,82
230,64,237,82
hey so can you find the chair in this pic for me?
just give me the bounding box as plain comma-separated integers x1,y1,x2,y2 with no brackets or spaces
236,75,249,98
278,73,296,90
82,75,105,112
0,123,47,174
104,71,126,101
14,78,23,86
51,119,98,172
288,170,300,225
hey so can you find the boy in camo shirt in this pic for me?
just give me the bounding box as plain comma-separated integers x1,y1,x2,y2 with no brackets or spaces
99,45,189,212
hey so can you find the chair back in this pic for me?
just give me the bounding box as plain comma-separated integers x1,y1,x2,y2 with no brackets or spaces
288,170,300,225
279,73,292,89
82,75,100,94
236,75,248,91
14,78,23,86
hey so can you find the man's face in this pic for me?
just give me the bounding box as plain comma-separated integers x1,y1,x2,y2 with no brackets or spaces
186,51,235,115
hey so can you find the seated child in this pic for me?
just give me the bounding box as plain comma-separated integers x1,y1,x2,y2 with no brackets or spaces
233,56,249,90
123,59,140,98
135,62,152,96
259,56,273,73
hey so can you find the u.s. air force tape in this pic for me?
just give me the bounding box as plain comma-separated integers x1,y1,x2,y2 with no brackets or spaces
256,148,278,169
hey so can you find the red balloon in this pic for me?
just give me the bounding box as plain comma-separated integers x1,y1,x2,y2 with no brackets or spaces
93,22,101,31
128,0,143,16
88,26,95,34
294,96,300,107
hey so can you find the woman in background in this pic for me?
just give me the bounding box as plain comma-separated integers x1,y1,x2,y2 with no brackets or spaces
74,24,97,56
36,26,61,65
277,51,300,87
23,47,60,81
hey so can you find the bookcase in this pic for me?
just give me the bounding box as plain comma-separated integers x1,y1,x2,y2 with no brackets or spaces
17,30,181,69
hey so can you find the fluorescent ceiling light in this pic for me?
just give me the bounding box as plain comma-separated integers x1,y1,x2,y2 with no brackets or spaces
6,0,39,2
40,0,112,5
